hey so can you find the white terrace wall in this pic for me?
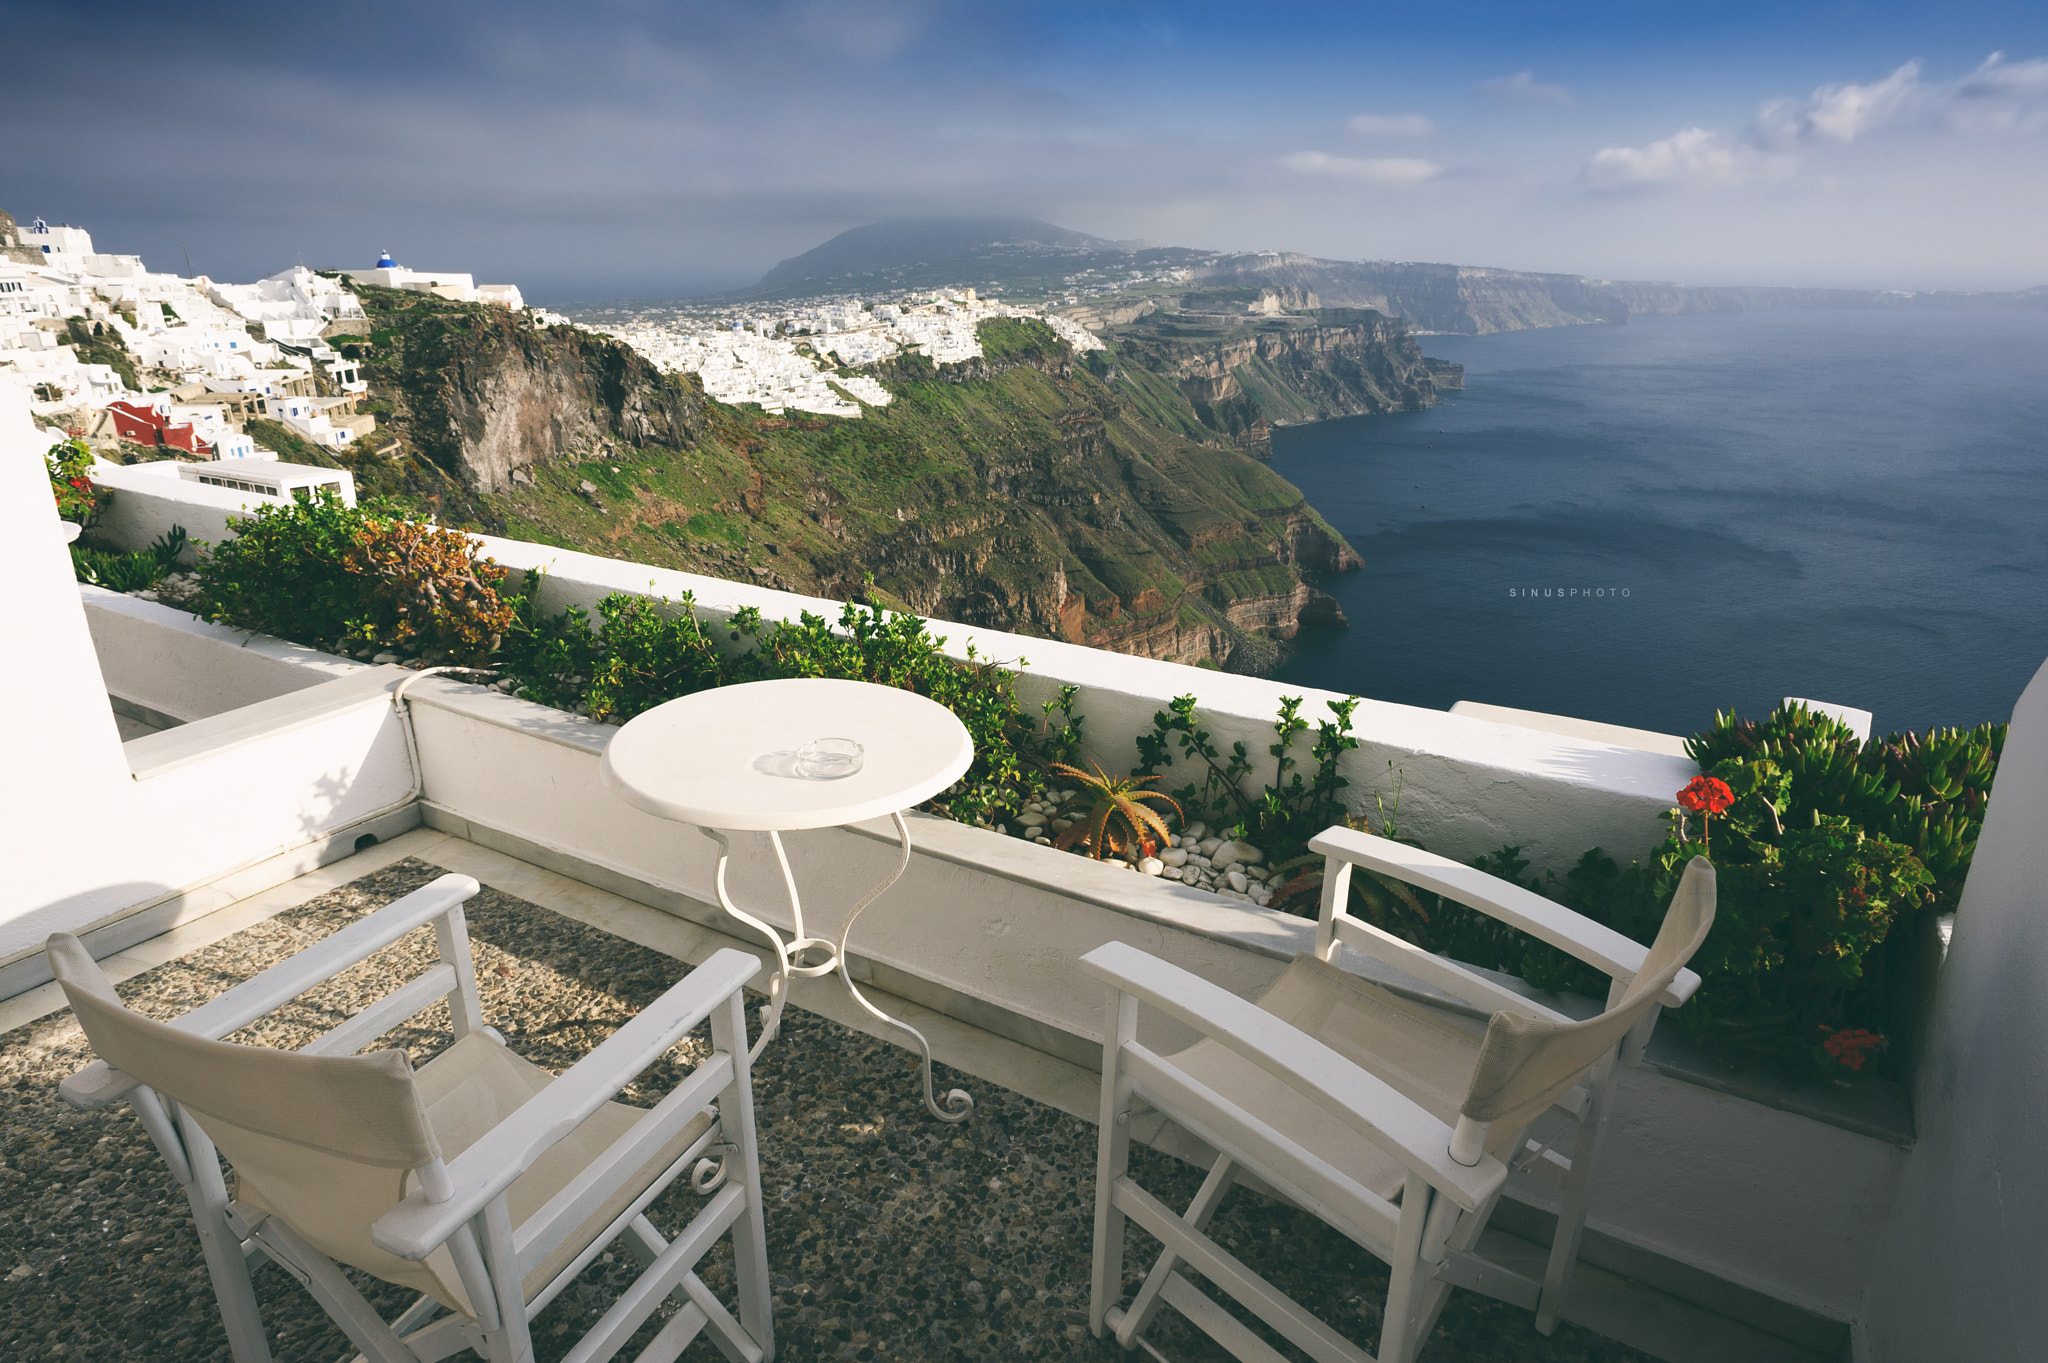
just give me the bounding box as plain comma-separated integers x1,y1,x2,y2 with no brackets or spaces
86,477,1698,873
1,395,415,974
83,585,369,723
465,532,1699,873
91,459,280,561
1861,653,2048,1361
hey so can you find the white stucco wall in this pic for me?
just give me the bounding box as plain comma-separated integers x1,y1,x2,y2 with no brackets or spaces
1861,655,2048,1360
0,388,416,967
464,532,1697,873
91,459,273,559
83,585,367,721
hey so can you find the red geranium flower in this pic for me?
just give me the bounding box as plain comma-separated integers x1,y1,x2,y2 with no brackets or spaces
1821,1026,1885,1073
1677,776,1734,815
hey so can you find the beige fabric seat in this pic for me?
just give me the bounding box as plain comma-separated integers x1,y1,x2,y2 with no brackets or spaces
218,1029,713,1314
1168,954,1510,1208
1085,830,1715,1363
49,873,775,1363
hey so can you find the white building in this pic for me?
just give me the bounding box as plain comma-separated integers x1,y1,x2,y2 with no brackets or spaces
13,218,147,277
342,252,523,308
270,393,358,448
205,266,367,342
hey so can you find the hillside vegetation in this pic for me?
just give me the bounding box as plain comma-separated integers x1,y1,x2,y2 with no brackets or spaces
332,286,1385,669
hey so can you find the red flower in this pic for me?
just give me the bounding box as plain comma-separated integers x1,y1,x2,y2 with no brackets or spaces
1821,1026,1885,1072
1677,776,1734,815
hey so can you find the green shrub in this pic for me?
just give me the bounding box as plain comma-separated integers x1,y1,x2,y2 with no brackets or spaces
72,528,187,593
1133,692,1360,866
46,437,104,526
496,592,1085,825
197,491,513,664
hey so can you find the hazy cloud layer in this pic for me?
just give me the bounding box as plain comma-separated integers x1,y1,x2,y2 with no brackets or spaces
1588,53,2048,192
3,3,2045,297
1280,152,1443,186
1480,71,1579,108
1346,113,1436,138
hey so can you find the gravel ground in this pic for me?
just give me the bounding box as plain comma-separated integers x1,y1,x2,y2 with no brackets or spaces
0,858,1656,1363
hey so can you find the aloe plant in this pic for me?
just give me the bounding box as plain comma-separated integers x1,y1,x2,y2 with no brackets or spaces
1047,760,1182,862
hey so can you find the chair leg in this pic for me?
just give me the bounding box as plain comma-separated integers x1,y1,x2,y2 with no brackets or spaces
1377,1173,1438,1363
1115,1152,1239,1349
247,1217,427,1363
1536,1059,1620,1334
1091,989,1139,1339
170,1107,275,1363
713,989,776,1362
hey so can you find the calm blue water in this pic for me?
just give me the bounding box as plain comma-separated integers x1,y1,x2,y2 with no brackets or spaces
1270,309,2048,737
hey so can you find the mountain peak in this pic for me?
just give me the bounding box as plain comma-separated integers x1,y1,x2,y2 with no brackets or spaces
757,216,1110,290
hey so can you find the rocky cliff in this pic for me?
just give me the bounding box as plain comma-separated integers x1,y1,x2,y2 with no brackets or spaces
1099,306,1459,451
344,298,1361,672
348,282,708,498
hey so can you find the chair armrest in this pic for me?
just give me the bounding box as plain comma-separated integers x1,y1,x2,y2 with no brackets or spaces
1311,827,1695,1009
1082,942,1507,1211
370,947,760,1261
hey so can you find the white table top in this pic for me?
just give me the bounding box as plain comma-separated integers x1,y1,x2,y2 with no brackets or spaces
599,678,975,832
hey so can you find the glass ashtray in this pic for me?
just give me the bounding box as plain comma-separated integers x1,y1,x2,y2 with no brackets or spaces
796,737,864,780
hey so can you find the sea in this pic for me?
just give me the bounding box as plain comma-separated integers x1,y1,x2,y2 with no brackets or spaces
1268,308,2048,739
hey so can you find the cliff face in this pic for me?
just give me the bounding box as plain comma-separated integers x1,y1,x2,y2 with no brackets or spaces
351,283,707,495
1101,306,1458,451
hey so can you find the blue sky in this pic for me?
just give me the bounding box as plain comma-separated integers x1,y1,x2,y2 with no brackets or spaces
6,1,2047,301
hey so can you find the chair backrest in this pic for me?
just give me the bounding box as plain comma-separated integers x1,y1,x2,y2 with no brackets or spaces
45,933,466,1308
1459,857,1715,1134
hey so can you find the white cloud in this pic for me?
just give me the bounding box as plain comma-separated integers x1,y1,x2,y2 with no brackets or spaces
1346,112,1434,138
1754,61,1924,145
1581,127,1793,191
1942,52,2048,133
1748,53,2048,146
1479,71,1577,108
1585,53,2048,194
1280,151,1442,185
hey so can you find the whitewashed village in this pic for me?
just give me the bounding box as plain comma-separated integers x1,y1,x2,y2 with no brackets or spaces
1,203,1108,453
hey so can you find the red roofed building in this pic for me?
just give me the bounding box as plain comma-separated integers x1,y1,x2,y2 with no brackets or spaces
105,399,213,457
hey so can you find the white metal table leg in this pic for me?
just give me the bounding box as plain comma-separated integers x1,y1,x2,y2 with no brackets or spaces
835,812,973,1122
698,815,973,1122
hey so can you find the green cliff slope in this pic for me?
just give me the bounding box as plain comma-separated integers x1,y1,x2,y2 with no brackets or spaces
333,290,1366,670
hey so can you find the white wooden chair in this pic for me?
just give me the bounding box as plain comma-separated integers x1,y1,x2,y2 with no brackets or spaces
47,872,775,1363
1085,827,1715,1363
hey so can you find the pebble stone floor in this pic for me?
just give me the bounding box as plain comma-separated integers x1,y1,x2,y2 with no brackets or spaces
0,858,1658,1363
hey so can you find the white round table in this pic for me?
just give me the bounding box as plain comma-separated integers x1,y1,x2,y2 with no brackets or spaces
601,678,977,1121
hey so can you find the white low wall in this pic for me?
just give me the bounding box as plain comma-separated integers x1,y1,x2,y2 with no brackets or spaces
405,674,1897,1324
0,666,417,969
82,585,368,722
88,476,1699,874
91,459,279,560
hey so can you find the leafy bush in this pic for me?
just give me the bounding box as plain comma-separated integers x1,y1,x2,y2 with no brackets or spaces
72,528,187,592
496,591,1085,825
1134,693,1360,865
197,491,514,664
1688,704,2001,917
46,437,105,526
